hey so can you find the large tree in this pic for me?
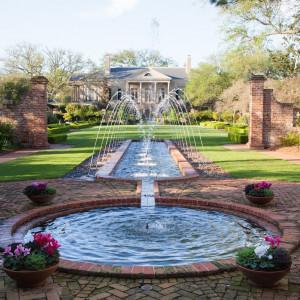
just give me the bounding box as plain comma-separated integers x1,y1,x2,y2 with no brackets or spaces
103,49,176,67
1,42,44,76
45,48,87,100
0,43,87,101
206,0,300,46
185,62,232,108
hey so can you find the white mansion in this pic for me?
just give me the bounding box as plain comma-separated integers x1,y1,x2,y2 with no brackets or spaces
70,55,191,111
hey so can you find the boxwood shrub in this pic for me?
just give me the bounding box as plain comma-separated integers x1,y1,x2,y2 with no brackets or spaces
228,132,248,144
48,134,68,144
47,125,71,135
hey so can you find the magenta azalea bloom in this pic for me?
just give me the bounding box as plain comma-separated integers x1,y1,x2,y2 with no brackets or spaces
31,182,39,186
4,246,13,256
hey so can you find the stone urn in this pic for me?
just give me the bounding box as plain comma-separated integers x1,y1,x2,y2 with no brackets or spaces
236,264,290,287
245,194,274,206
2,263,59,288
27,194,56,205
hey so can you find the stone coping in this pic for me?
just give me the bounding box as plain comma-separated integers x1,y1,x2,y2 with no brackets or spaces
95,139,132,177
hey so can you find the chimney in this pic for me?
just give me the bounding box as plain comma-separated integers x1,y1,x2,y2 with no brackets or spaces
105,55,110,75
186,55,191,74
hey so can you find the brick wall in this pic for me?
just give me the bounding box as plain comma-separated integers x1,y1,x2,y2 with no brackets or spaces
1,76,49,149
249,75,298,149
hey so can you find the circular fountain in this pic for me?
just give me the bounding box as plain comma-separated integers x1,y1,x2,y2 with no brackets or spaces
23,91,272,276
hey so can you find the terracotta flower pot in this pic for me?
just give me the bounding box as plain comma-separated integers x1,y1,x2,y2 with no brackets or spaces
236,264,290,287
245,194,274,206
2,263,59,288
27,194,56,205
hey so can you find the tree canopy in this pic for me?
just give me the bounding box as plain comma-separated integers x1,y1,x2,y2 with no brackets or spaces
103,49,176,67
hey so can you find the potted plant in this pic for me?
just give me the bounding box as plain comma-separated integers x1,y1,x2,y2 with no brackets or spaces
244,181,274,205
236,236,292,287
1,233,60,287
23,182,56,205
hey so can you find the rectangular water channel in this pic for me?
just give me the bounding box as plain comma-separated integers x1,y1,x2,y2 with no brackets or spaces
111,141,182,206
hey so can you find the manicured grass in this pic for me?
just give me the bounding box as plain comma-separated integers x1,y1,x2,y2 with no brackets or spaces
0,125,299,182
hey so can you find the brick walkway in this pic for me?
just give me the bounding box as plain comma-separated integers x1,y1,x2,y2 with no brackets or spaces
1,177,300,299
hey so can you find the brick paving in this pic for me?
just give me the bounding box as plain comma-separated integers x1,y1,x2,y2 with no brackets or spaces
1,170,300,297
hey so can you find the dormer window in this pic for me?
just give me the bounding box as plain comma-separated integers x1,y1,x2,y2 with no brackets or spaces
144,72,152,77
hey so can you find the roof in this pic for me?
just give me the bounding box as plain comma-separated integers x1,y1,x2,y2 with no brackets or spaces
71,67,188,82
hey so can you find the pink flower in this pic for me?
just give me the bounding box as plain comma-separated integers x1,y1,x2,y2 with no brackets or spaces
31,182,39,186
24,248,31,256
14,249,20,257
34,233,52,247
38,183,47,190
275,237,281,247
51,238,61,251
45,244,54,256
16,244,25,253
3,246,13,256
265,236,275,248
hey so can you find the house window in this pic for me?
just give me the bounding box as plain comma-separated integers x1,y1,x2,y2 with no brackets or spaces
131,88,138,100
118,88,122,100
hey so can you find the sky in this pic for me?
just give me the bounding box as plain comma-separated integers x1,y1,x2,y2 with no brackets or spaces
0,0,225,68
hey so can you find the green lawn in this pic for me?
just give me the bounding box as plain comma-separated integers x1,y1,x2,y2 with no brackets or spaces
0,125,299,182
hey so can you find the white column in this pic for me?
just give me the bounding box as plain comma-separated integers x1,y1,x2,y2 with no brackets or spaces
167,81,170,95
139,82,142,104
126,82,129,94
154,82,157,103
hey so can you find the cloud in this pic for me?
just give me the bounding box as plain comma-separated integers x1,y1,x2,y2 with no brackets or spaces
105,0,140,17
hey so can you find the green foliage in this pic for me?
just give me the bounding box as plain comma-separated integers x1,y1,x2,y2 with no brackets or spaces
47,125,71,135
236,247,258,269
169,109,178,123
280,132,300,147
0,122,14,152
24,253,46,271
48,134,68,144
212,111,220,121
236,115,249,125
221,110,235,122
194,110,214,122
64,104,102,122
47,123,67,128
40,187,56,195
236,246,291,271
23,185,40,196
185,63,232,108
248,188,274,197
0,75,31,104
228,132,248,144
226,126,248,135
47,113,59,125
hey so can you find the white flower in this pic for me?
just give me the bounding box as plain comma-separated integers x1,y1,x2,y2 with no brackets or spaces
254,245,269,258
268,255,273,260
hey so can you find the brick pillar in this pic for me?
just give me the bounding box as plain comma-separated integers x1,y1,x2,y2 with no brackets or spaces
248,75,266,149
28,76,49,149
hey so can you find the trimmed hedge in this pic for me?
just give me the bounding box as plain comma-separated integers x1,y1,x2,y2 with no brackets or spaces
228,132,248,144
47,123,68,128
47,125,71,135
69,121,98,129
48,134,68,144
226,126,249,135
